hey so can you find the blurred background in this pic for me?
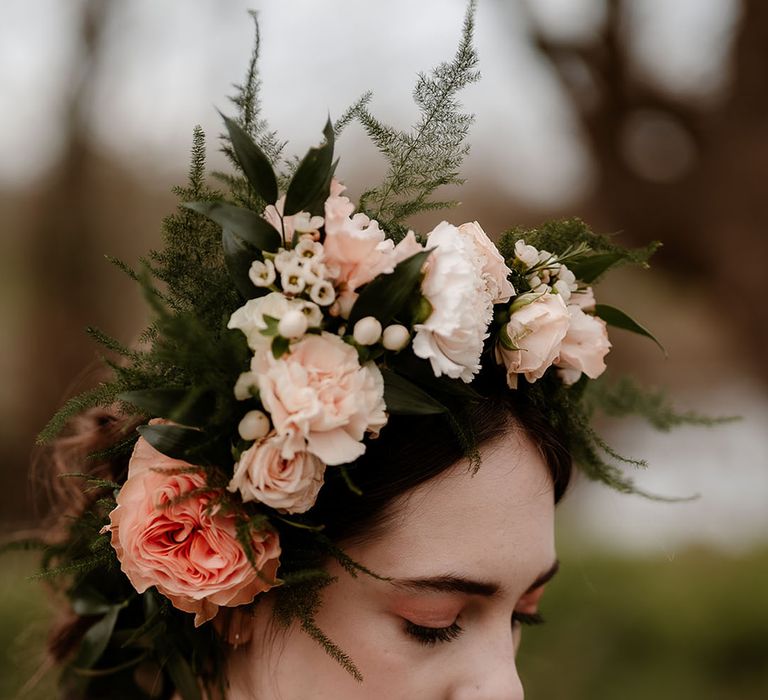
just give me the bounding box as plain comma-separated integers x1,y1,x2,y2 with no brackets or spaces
1,0,766,698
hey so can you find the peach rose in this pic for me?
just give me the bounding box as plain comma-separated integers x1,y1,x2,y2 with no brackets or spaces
457,221,515,304
107,431,280,626
556,305,611,385
228,433,326,514
495,292,570,388
253,332,387,466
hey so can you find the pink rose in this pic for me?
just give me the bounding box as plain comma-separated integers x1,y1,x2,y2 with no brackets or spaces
228,433,326,514
457,221,515,304
556,305,611,384
107,430,281,626
253,332,387,465
495,293,570,388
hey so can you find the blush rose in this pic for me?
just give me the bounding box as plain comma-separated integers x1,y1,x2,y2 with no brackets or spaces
556,305,611,384
107,431,281,626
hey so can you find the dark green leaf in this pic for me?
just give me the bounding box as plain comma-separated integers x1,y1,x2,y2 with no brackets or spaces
118,388,214,428
568,252,625,283
220,113,278,204
166,651,202,700
137,423,208,462
595,304,666,355
71,606,121,670
390,353,483,401
222,229,262,300
184,201,281,252
71,588,115,617
284,118,335,216
271,335,290,359
348,249,432,327
381,369,447,415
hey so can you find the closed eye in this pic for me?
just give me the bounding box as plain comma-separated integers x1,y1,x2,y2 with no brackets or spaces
404,619,463,646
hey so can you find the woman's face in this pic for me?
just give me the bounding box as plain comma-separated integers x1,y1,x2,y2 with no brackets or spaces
229,427,557,699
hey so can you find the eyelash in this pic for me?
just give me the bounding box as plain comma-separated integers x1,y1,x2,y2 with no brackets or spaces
404,611,545,646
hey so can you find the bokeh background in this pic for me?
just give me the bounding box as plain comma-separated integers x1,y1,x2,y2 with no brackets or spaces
2,0,767,698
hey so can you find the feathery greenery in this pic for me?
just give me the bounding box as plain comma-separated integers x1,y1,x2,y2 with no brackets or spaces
355,0,479,239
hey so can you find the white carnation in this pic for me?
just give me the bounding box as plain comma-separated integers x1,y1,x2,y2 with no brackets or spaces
412,222,494,383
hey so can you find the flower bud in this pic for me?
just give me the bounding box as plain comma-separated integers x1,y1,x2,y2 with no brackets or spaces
353,316,382,346
278,309,308,339
382,324,410,351
238,410,270,441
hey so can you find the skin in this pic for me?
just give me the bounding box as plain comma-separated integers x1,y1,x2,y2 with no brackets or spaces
227,427,557,699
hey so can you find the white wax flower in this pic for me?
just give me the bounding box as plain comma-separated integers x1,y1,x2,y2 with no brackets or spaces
238,410,271,441
353,316,383,346
248,259,276,288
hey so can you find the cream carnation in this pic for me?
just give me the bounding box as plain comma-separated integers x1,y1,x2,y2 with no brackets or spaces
228,292,322,351
412,221,493,382
228,433,326,514
253,332,387,465
556,305,611,384
495,292,570,388
457,221,515,303
107,427,280,626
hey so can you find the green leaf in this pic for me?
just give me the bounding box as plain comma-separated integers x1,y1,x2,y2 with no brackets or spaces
118,388,214,428
284,118,335,216
271,335,290,359
222,229,261,300
71,588,115,617
71,606,121,670
166,651,202,700
595,304,666,355
184,201,281,252
220,112,278,204
568,252,625,283
137,423,208,462
381,369,447,415
348,249,432,327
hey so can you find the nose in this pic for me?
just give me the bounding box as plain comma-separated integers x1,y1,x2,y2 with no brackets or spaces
450,628,524,700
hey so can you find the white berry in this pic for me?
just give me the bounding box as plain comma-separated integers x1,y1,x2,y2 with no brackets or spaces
382,324,410,351
238,410,270,441
278,309,308,339
353,316,383,346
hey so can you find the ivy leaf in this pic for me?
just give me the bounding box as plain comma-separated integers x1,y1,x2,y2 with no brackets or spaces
595,304,666,355
220,112,279,204
184,201,281,252
166,651,202,700
348,249,432,327
381,369,447,415
222,229,263,300
71,605,121,670
119,388,214,428
137,423,209,462
283,118,335,216
568,253,625,283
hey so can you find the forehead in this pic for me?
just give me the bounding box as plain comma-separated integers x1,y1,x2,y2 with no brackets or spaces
347,428,556,594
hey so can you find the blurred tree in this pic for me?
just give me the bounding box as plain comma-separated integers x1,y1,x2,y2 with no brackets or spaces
522,0,768,383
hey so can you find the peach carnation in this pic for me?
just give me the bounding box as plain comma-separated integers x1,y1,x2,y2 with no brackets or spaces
253,331,387,465
457,221,515,304
228,433,326,514
556,305,611,385
107,429,280,626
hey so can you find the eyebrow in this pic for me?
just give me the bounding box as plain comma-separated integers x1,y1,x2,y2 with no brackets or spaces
390,559,560,598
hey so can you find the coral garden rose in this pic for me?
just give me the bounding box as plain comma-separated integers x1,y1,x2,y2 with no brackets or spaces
228,433,326,514
253,331,387,466
556,305,611,384
107,430,280,626
457,221,515,304
495,292,570,388
412,221,494,383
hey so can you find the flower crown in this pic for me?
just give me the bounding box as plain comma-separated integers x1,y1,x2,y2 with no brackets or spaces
33,6,712,698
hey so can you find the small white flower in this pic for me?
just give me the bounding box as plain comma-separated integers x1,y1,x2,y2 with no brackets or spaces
238,410,271,441
281,264,307,295
382,324,410,351
553,279,572,301
309,279,336,306
515,240,539,269
538,249,554,265
295,236,324,260
299,301,323,328
293,212,324,233
528,275,542,290
248,259,276,288
273,249,294,273
278,309,309,339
